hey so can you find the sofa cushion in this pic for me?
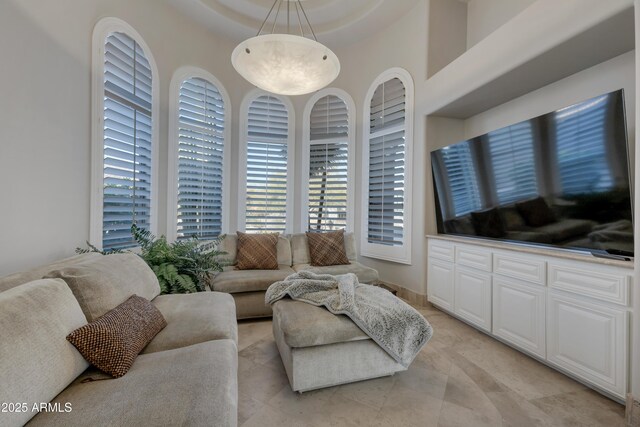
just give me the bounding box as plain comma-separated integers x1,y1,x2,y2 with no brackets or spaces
1,279,89,427
67,295,167,378
143,291,237,353
0,253,101,293
292,262,379,284
272,299,369,348
534,218,594,243
291,232,357,265
27,340,238,427
516,196,556,227
219,233,292,266
212,265,295,293
306,230,350,266
45,253,161,322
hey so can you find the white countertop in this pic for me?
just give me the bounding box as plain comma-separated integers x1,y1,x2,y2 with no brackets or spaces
426,234,634,270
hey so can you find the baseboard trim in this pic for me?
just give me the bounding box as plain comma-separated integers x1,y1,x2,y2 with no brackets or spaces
380,281,427,306
626,394,640,426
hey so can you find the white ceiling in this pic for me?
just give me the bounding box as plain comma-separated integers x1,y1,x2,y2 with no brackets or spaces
168,0,422,47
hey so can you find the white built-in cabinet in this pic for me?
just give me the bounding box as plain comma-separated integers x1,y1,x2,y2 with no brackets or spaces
427,236,632,401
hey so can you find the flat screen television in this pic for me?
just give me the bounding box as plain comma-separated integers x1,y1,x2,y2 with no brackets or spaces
430,89,634,257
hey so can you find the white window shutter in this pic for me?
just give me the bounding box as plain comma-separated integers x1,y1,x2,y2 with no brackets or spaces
176,77,225,240
367,78,406,246
245,96,289,233
102,32,153,250
308,95,349,232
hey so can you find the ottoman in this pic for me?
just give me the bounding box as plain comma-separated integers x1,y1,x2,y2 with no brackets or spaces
272,299,406,392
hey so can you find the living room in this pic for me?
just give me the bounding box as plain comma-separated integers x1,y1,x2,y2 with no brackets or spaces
1,0,640,426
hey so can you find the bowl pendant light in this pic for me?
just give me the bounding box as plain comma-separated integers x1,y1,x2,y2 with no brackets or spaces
232,0,340,96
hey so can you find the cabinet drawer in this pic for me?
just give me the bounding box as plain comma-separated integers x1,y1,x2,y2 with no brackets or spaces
494,252,546,285
428,240,455,262
456,245,492,272
548,262,630,306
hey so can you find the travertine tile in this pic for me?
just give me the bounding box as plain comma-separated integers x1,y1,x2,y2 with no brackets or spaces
458,346,586,400
237,318,273,351
530,389,626,427
437,400,503,427
379,378,445,427
237,303,625,427
238,392,265,425
241,404,316,427
334,374,396,409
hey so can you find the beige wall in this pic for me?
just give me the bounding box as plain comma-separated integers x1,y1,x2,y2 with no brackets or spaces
0,0,254,275
466,0,536,48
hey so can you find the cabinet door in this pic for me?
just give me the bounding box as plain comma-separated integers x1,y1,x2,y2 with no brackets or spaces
427,259,454,312
454,267,492,332
547,291,628,399
493,276,545,358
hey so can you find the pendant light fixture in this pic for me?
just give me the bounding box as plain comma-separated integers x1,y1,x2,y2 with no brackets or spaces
231,0,340,96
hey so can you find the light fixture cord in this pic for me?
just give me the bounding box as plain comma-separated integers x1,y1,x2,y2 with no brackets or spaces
257,0,279,36
256,0,318,41
297,1,318,41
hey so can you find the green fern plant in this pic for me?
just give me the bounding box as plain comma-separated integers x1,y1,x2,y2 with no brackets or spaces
76,224,226,294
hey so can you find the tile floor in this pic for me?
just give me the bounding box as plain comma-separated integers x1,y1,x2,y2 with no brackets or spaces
237,302,625,427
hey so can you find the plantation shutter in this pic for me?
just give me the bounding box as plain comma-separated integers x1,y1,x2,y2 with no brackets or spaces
555,95,612,195
367,78,406,246
102,32,153,250
308,95,349,232
245,95,289,233
440,143,482,217
488,121,538,204
176,77,225,240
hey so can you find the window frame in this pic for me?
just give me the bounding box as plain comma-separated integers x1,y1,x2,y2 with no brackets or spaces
167,66,231,242
238,88,295,234
361,68,414,264
301,88,356,233
90,17,160,249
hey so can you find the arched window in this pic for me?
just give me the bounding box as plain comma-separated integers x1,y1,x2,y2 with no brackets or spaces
239,91,295,233
362,68,414,264
168,68,230,241
302,89,355,232
91,18,158,250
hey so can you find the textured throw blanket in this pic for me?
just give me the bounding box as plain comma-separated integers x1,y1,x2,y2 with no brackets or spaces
265,271,433,367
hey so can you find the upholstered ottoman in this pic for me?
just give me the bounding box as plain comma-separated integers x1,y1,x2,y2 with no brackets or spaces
272,299,406,392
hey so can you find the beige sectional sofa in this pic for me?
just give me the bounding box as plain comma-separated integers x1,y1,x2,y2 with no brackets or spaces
0,253,238,427
212,232,379,319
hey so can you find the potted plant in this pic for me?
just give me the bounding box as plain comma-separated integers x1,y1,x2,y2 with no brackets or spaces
77,225,226,294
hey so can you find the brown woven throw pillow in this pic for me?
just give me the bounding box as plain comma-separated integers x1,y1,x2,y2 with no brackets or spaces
66,295,166,378
236,231,279,270
306,230,351,267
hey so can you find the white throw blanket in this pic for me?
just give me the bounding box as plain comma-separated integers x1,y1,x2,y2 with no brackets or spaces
265,271,433,367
